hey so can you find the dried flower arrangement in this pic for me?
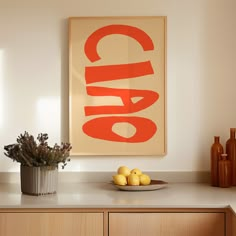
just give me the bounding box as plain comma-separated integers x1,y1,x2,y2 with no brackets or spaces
4,132,72,169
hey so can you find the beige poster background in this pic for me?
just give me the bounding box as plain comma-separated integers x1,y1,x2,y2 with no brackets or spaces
69,16,166,155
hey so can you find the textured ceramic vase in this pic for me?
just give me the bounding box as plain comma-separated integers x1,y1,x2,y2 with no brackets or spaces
211,136,223,186
218,153,231,188
20,165,58,196
226,128,236,186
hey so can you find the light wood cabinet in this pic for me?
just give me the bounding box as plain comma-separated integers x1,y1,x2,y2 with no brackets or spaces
0,212,103,236
109,212,225,236
232,212,236,236
0,208,233,236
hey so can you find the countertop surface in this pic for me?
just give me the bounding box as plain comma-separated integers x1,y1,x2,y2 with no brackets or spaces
0,182,236,213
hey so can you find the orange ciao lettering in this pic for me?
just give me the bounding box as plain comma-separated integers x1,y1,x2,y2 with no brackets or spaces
83,24,159,143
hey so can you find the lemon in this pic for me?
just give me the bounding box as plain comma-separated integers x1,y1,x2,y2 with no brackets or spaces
131,168,142,176
139,174,151,185
127,174,140,186
117,166,131,177
112,174,127,185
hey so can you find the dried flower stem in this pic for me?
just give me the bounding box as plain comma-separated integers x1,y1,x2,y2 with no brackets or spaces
4,132,72,168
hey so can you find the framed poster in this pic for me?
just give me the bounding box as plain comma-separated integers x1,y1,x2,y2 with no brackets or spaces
69,16,166,156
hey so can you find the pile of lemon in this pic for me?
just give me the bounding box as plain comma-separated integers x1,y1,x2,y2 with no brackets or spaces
112,166,151,186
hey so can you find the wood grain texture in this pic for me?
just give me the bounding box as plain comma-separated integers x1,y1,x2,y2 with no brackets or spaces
232,212,236,236
109,212,225,236
0,212,103,236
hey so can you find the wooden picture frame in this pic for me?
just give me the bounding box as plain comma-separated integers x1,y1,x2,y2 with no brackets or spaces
69,16,167,156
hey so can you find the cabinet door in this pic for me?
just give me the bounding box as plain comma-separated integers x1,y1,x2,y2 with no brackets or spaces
109,212,224,236
0,212,103,236
233,212,236,236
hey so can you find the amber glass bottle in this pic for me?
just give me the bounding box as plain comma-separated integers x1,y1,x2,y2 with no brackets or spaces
211,136,223,186
218,154,231,188
226,128,236,186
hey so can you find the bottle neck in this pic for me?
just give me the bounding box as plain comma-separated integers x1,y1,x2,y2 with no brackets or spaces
221,154,227,161
230,128,236,139
214,136,220,143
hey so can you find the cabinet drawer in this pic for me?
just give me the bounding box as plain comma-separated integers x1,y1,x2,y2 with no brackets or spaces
0,212,103,236
109,212,225,236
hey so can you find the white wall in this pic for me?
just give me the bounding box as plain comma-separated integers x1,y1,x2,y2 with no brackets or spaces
0,0,235,172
